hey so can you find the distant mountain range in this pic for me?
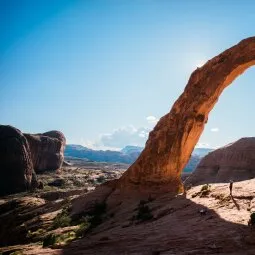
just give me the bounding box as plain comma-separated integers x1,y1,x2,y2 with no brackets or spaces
64,145,213,172
192,147,214,157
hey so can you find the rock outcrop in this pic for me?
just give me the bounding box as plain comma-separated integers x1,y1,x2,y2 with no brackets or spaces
25,131,66,172
186,138,255,185
0,126,66,195
117,36,255,194
0,125,37,195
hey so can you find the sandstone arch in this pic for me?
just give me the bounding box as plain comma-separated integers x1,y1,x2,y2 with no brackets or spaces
118,37,255,194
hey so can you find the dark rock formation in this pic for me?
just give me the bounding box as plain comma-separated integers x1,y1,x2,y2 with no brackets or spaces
0,126,65,195
0,125,37,195
116,36,255,194
186,138,255,185
24,131,66,172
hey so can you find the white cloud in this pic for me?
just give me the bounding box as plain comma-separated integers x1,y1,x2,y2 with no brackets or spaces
138,129,149,138
99,125,151,148
210,127,219,132
79,138,121,151
146,116,159,124
195,142,210,148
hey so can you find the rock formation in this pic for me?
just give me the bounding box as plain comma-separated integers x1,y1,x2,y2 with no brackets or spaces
0,126,66,195
186,138,255,185
25,131,66,172
116,36,255,194
0,125,37,195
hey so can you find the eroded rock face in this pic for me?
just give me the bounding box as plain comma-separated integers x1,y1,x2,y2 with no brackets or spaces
0,126,65,195
24,131,66,172
186,138,255,185
118,37,255,193
0,125,36,195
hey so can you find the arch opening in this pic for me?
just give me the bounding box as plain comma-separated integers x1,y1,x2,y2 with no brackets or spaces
118,37,255,193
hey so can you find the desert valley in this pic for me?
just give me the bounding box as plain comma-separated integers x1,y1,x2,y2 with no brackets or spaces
2,1,255,254
2,36,255,254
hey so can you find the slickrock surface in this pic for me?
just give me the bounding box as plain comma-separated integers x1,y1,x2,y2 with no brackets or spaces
118,37,255,194
0,160,124,250
186,137,255,186
2,179,255,254
25,131,66,172
0,125,36,195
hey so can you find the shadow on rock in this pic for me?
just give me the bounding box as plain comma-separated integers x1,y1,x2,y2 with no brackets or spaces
60,189,255,255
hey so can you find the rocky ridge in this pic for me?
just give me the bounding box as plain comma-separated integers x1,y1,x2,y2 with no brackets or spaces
186,137,255,186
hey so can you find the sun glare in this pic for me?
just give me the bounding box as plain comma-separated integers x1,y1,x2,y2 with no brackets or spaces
196,60,207,68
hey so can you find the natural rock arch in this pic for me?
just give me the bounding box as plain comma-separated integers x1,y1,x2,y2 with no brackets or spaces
117,37,255,194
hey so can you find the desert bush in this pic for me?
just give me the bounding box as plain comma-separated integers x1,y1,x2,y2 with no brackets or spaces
134,200,153,222
96,176,106,183
72,178,84,187
75,217,91,238
201,184,210,192
88,178,96,185
200,184,211,197
72,201,107,236
26,228,45,240
43,231,76,247
88,201,107,227
52,209,71,229
55,231,76,244
43,233,57,247
9,251,24,255
249,212,255,226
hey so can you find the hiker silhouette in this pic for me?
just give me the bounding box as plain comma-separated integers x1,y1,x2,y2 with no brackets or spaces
229,180,234,195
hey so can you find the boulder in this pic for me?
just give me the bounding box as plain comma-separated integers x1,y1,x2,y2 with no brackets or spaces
0,125,37,195
24,131,66,172
186,138,255,185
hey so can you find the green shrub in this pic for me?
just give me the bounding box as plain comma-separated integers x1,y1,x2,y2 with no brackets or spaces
96,176,106,183
249,212,255,226
10,251,23,255
56,231,76,244
43,232,76,247
75,218,91,238
26,228,45,240
88,201,107,228
201,184,210,192
52,209,71,229
43,233,57,247
135,200,153,222
72,201,107,236
200,184,211,197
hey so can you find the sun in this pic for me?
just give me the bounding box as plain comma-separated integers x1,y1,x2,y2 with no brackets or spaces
196,60,207,68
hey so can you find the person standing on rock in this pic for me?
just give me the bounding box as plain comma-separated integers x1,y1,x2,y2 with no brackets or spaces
229,180,234,195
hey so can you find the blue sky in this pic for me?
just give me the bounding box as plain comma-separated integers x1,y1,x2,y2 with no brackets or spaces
1,0,255,150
